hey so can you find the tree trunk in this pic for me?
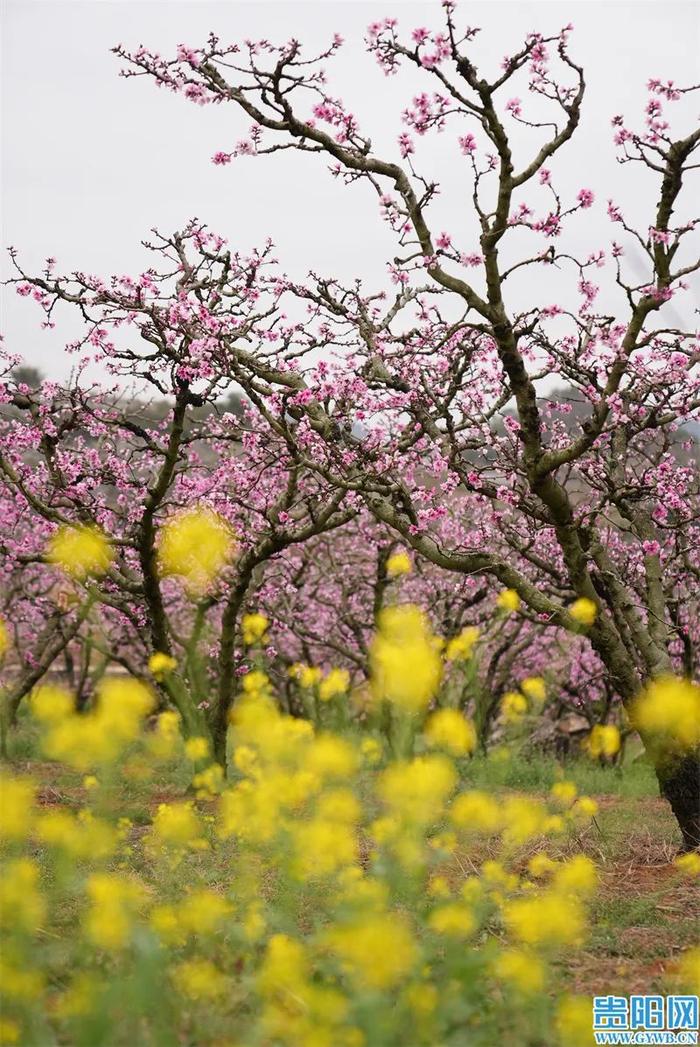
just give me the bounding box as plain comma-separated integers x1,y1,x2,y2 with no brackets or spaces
654,750,700,851
211,714,228,770
585,624,700,849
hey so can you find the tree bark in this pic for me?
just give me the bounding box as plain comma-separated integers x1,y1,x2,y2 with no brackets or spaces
655,751,700,852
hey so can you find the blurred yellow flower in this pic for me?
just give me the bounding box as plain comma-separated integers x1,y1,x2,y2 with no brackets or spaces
450,790,501,834
0,1018,21,1043
552,855,598,897
586,723,621,758
527,854,557,879
492,949,545,993
84,873,145,950
29,685,73,723
324,914,417,988
501,691,528,723
370,604,442,713
179,889,231,934
379,754,456,825
158,508,235,590
497,589,521,613
520,677,546,704
171,959,228,1000
569,597,597,626
428,903,476,938
150,801,206,850
386,550,412,577
319,667,350,702
0,776,36,841
555,996,593,1046
572,796,599,820
674,947,700,994
0,617,8,658
631,675,700,751
148,651,177,679
290,663,323,688
424,708,476,756
503,891,586,946
45,523,112,579
242,612,269,646
184,736,210,762
550,781,577,807
674,852,700,877
445,626,480,661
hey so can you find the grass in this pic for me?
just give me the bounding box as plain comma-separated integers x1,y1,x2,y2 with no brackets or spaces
461,750,658,798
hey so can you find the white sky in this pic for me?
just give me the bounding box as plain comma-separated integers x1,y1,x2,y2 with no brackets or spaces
1,0,699,380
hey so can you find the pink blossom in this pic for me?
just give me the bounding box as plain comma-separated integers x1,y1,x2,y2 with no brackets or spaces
398,133,415,158
458,133,476,154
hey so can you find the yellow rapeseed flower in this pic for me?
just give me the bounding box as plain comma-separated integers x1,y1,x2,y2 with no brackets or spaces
45,523,112,579
242,612,269,646
555,996,593,1046
674,947,700,994
0,1018,21,1043
631,675,700,751
0,617,9,658
569,597,597,626
179,889,231,934
501,691,528,723
370,604,442,713
378,754,457,825
552,855,598,897
158,508,235,590
550,781,578,807
289,663,323,688
497,589,521,613
324,914,417,989
319,668,350,702
292,818,357,879
501,796,548,846
171,960,228,1000
445,625,480,661
306,734,358,780
0,960,44,1001
184,736,210,762
0,776,36,841
360,736,383,766
503,891,587,947
84,873,145,950
424,708,476,756
386,550,412,577
148,651,177,679
572,796,599,820
450,790,502,834
52,974,98,1020
39,678,155,770
492,949,545,993
520,677,546,704
258,934,308,997
428,903,476,938
674,852,700,877
586,723,621,758
527,854,557,879
150,801,206,851
29,685,73,723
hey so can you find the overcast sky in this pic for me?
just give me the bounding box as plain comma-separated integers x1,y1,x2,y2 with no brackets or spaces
2,0,698,381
